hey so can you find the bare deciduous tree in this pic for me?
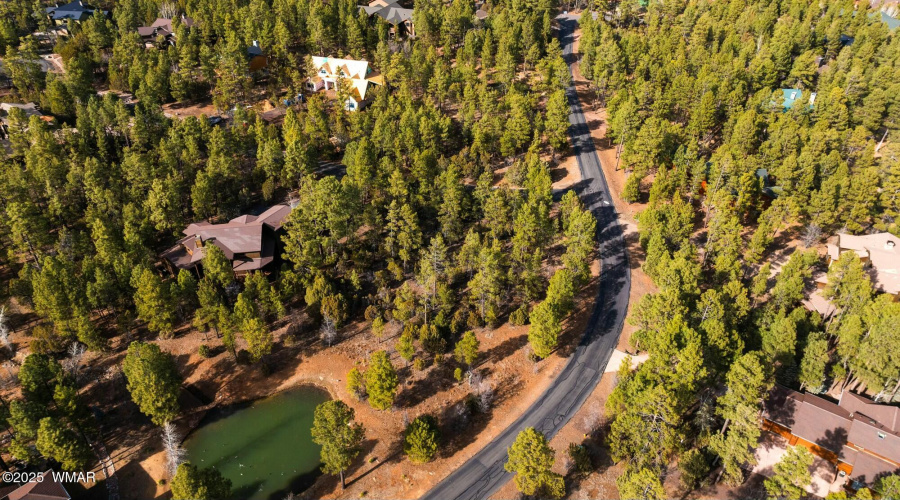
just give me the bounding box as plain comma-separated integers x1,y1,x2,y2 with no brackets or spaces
582,401,603,435
158,2,178,19
454,401,470,431
801,224,822,248
62,342,86,377
161,422,186,478
467,371,493,412
477,381,494,413
0,307,12,353
320,317,337,347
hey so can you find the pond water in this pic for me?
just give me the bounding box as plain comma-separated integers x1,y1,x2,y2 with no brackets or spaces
183,386,330,499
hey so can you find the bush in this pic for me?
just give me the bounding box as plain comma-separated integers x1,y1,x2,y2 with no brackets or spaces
679,448,711,490
371,316,385,338
509,304,530,326
413,358,426,371
467,310,483,329
623,173,641,203
364,305,381,321
404,415,440,464
450,308,468,335
32,324,69,354
454,367,464,382
197,344,211,358
567,443,593,476
347,367,366,400
321,293,348,327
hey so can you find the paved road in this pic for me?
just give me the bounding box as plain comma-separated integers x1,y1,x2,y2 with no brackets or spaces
422,15,631,500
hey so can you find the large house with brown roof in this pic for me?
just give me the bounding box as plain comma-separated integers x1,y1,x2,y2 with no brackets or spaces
162,204,292,277
136,16,194,47
763,386,900,488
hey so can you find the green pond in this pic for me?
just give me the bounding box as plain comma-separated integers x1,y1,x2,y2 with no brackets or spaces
183,386,330,500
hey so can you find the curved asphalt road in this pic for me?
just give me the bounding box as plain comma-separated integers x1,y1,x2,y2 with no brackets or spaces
422,15,631,500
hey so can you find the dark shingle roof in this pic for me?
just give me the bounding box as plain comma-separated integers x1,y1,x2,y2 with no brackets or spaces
162,204,291,272
45,1,100,22
765,385,900,485
1,471,70,500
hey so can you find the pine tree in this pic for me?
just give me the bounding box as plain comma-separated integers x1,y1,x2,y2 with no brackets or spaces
417,235,448,324
823,252,874,327
468,239,503,325
528,300,561,359
122,341,182,425
616,467,666,500
311,400,364,489
504,427,565,498
35,416,91,471
404,415,440,464
240,315,272,364
193,277,223,338
562,208,596,285
347,368,366,400
202,245,234,289
397,203,422,268
876,475,900,498
545,89,570,155
454,331,480,366
438,165,466,242
365,350,398,411
396,327,416,363
764,446,813,500
799,332,829,393
170,462,232,500
608,384,680,472
18,354,63,404
710,352,772,485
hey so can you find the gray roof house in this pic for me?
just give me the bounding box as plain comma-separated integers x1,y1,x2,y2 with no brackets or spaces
361,0,415,38
44,1,106,24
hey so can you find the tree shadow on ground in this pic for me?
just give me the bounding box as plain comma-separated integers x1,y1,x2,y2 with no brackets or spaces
436,395,493,459
564,431,614,496
482,333,528,365
117,456,164,500
394,359,458,409
348,438,403,487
